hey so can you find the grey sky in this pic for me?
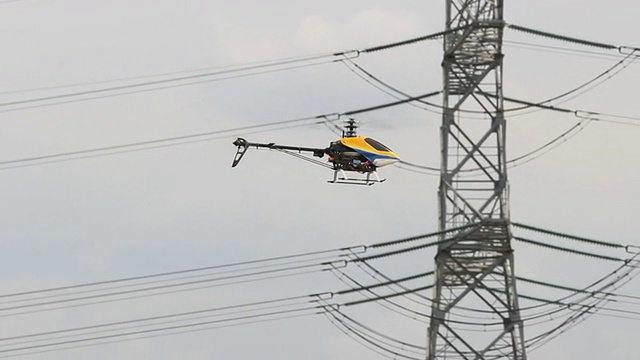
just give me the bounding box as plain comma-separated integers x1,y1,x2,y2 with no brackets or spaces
0,1,639,359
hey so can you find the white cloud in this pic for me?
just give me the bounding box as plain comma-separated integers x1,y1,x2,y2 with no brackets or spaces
295,8,426,53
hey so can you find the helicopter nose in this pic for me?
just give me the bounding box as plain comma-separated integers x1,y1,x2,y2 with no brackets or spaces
373,158,400,167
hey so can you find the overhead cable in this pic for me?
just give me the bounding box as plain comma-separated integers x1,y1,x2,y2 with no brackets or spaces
0,92,441,171
507,24,621,50
516,276,640,305
514,237,623,262
0,53,342,96
2,26,453,112
368,222,478,249
0,247,354,300
345,25,469,54
0,57,345,112
322,309,423,360
512,222,625,249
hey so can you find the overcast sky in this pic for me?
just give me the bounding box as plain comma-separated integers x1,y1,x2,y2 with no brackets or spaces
0,1,639,359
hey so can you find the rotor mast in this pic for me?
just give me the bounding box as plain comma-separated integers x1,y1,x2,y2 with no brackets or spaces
427,0,526,359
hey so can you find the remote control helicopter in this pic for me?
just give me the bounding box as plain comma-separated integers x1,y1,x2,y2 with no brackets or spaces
231,119,399,185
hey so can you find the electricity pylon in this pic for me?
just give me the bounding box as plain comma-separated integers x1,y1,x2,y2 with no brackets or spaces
427,1,527,359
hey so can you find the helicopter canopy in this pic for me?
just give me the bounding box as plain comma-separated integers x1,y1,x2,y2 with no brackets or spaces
339,136,399,167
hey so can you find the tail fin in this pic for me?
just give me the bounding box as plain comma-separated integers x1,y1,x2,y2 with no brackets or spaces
231,138,249,167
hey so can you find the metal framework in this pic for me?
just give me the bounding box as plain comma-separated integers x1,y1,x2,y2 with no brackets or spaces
427,0,527,359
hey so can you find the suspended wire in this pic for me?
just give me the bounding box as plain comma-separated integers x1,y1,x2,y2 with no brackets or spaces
0,116,321,168
321,118,344,136
506,23,638,51
359,223,499,264
397,103,640,176
344,49,636,117
413,233,640,353
2,64,336,115
2,22,457,98
324,306,426,358
343,91,441,116
345,259,512,325
0,91,441,171
1,225,637,357
522,255,640,353
339,58,435,113
356,25,468,54
503,40,627,61
1,311,321,359
575,110,640,126
504,118,591,168
0,302,329,357
1,25,459,113
328,266,429,323
397,160,439,172
355,263,523,326
0,247,354,300
419,242,640,356
0,59,343,114
349,250,551,326
0,52,343,96
321,308,421,360
512,222,627,249
0,225,472,317
393,163,440,177
481,262,640,355
526,251,640,312
336,306,426,354
0,252,347,308
0,121,320,172
341,52,637,176
515,237,623,262
0,260,344,315
517,276,640,307
368,222,479,249
494,53,637,121
6,46,636,174
0,251,357,318
0,294,317,344
0,259,477,357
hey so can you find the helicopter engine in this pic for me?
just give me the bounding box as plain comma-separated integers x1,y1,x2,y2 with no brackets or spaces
326,141,375,173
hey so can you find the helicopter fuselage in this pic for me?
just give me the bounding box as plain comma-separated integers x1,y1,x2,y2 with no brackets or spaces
326,136,399,173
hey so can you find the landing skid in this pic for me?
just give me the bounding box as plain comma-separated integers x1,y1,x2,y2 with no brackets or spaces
328,170,386,186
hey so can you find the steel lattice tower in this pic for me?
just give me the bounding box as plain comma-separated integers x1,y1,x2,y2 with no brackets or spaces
427,1,527,359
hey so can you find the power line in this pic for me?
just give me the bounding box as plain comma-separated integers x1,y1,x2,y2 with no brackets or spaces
0,302,328,357
0,59,340,114
504,40,627,61
0,92,441,171
340,53,637,176
0,225,462,313
346,51,636,117
0,115,322,168
0,261,340,314
512,222,627,249
1,226,636,357
506,23,636,50
515,237,623,262
0,53,342,96
1,27,455,113
4,31,637,174
0,251,336,299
